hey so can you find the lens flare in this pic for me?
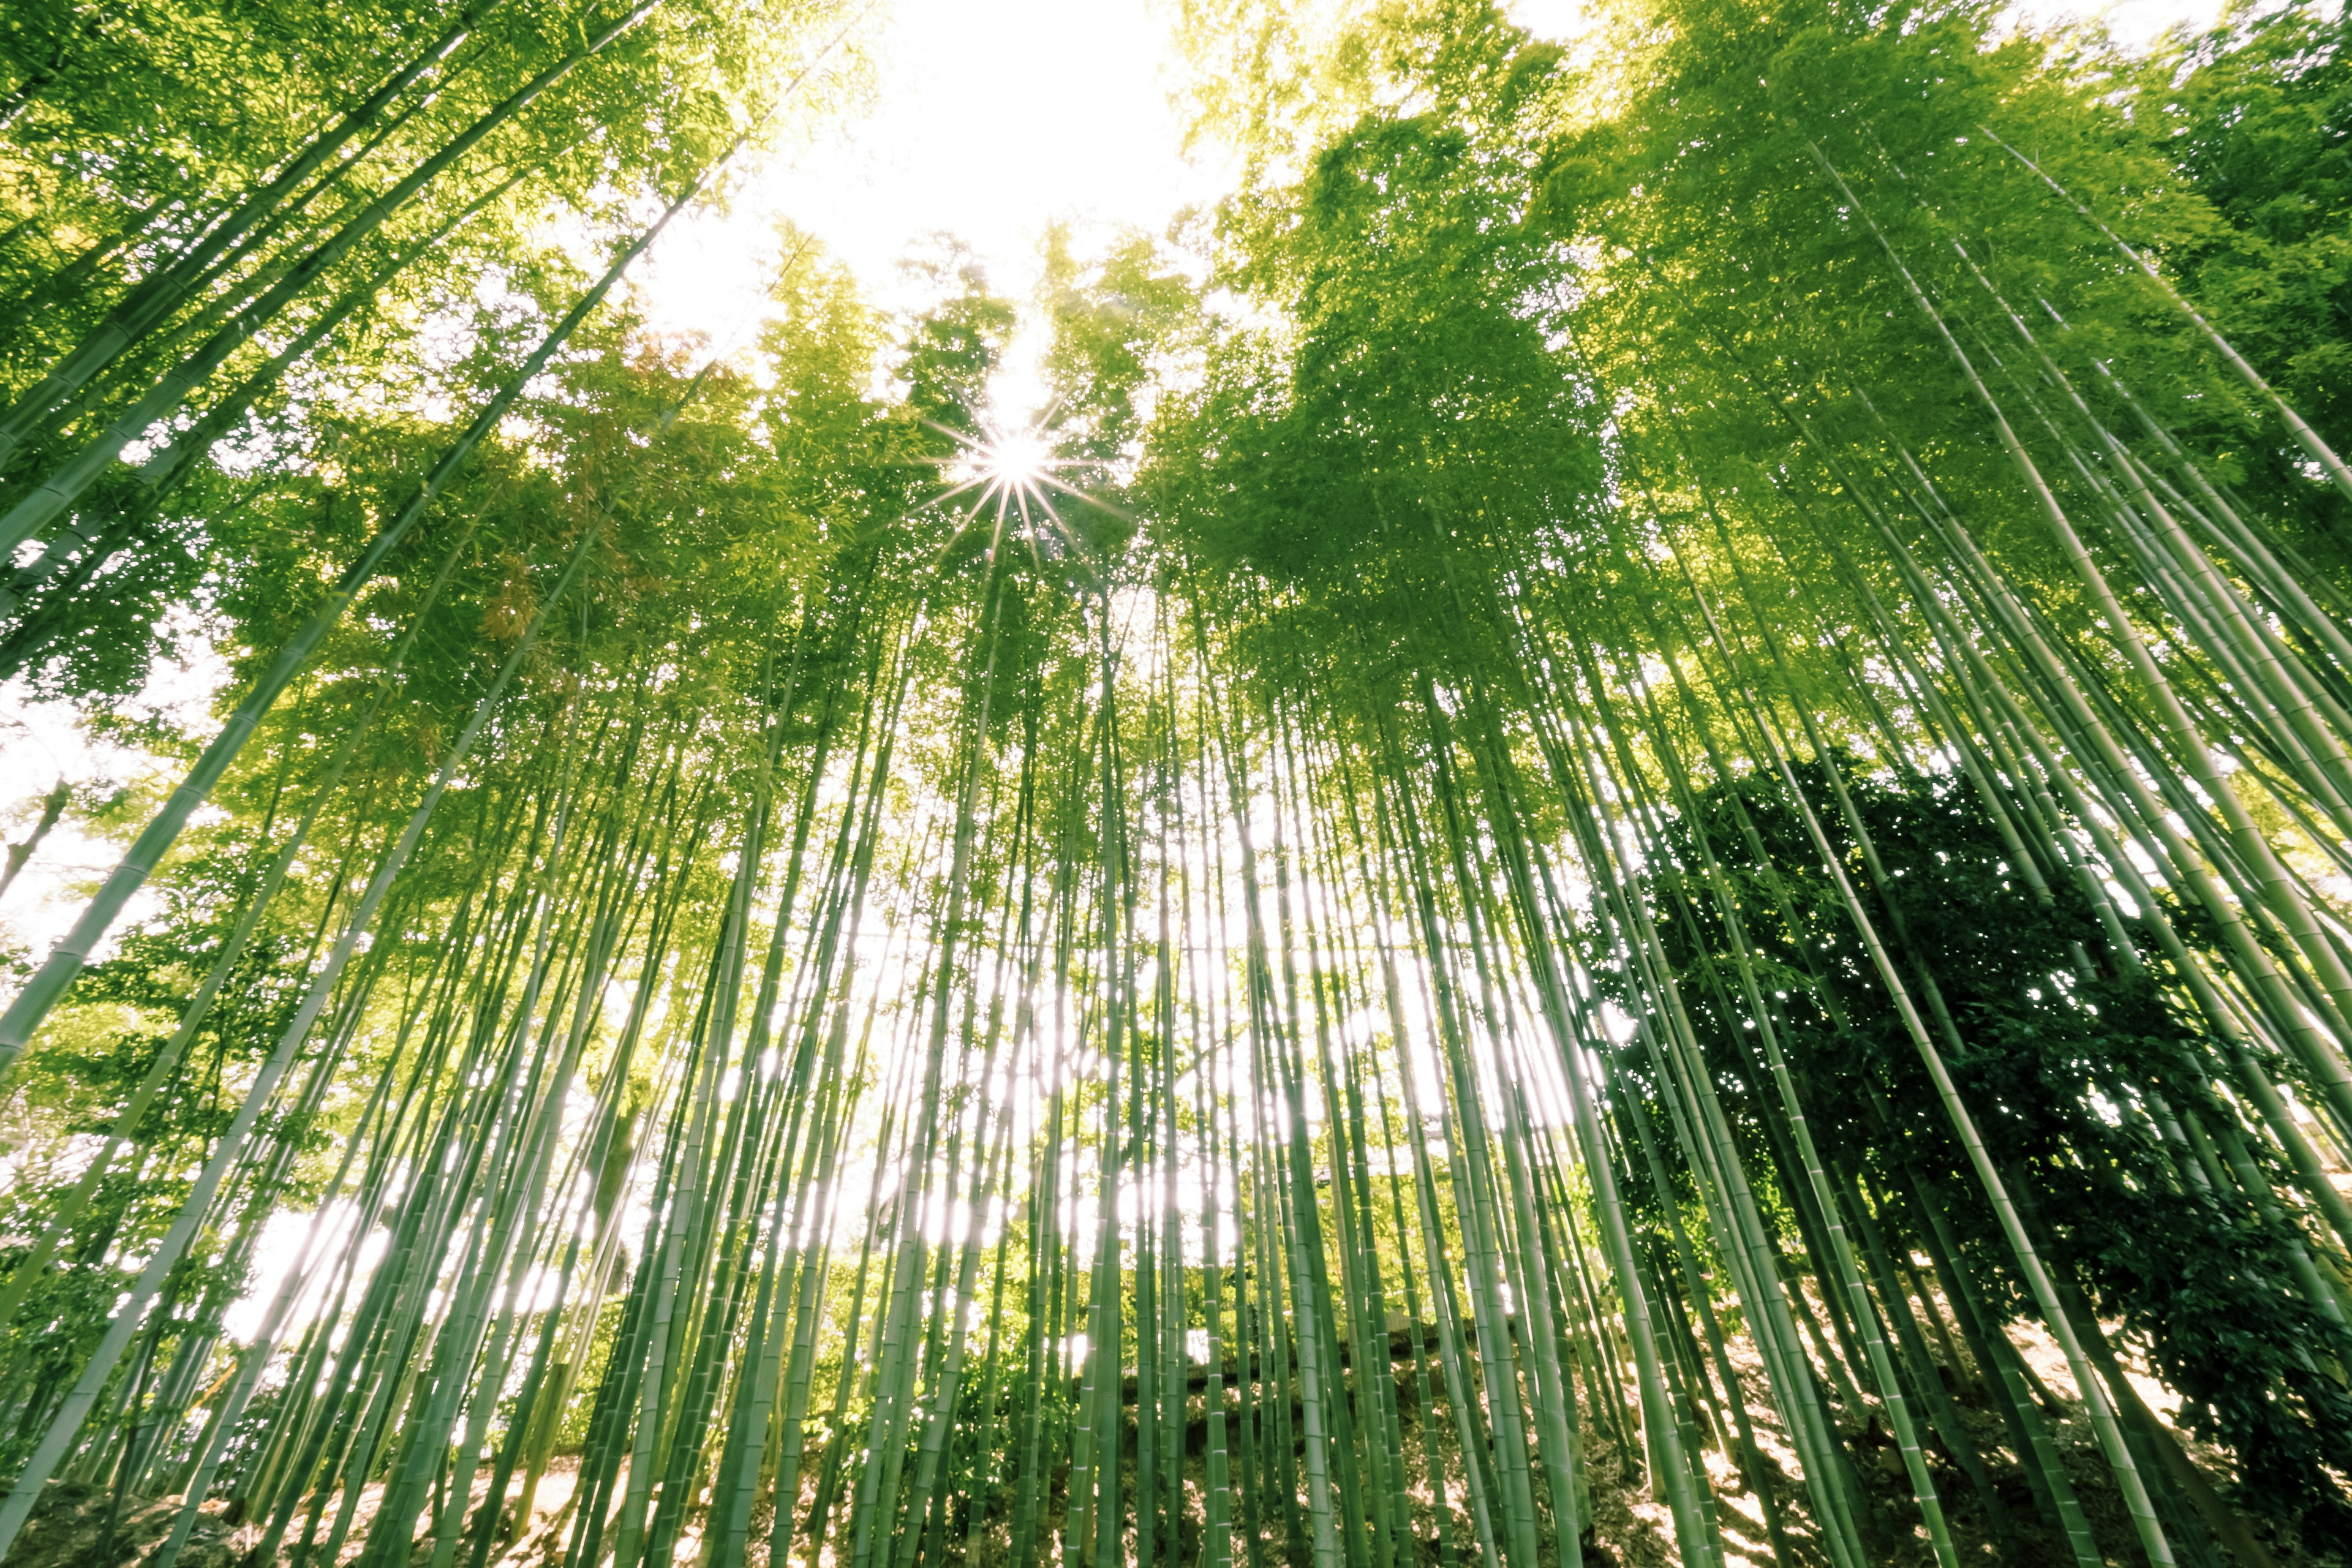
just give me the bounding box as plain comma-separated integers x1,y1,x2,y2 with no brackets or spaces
980,429,1052,489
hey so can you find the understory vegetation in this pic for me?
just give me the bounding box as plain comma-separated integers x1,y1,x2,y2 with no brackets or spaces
2,2,2351,1567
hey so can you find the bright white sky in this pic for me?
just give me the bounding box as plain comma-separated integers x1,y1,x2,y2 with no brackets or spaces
0,0,2231,962
629,0,1234,415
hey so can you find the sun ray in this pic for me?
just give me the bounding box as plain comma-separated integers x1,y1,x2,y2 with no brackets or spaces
902,410,1131,592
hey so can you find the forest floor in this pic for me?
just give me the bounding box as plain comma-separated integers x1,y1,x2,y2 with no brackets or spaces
1,1325,2331,1568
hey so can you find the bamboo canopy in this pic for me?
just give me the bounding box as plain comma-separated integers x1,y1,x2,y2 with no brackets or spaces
1,2,2350,1567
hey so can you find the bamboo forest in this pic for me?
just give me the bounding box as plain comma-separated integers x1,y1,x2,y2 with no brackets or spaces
8,0,2352,1564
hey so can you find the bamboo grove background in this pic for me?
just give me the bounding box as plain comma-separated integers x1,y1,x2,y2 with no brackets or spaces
2,2,2352,1567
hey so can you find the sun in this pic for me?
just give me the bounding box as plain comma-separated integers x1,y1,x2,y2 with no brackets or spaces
979,428,1053,491
915,412,1129,579
931,418,1063,507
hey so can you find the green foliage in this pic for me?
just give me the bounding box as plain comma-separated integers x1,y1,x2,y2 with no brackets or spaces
1635,761,2352,1526
2155,0,2352,526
